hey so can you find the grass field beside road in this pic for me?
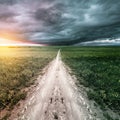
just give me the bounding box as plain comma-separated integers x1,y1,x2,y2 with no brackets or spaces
0,47,56,112
0,46,120,120
62,46,120,119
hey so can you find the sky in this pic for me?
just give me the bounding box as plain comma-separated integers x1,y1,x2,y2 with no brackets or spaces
0,0,120,45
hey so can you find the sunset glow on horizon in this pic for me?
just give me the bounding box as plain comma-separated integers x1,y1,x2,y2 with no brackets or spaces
0,38,44,46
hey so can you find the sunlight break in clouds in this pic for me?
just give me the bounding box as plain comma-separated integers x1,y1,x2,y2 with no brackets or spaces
0,38,43,46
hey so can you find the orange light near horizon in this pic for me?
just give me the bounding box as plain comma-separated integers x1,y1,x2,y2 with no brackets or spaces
0,30,22,41
0,37,21,46
0,37,44,47
0,31,45,46
0,30,29,46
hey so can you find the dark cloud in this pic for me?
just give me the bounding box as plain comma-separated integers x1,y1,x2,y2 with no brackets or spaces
0,0,120,45
0,0,18,5
34,7,62,25
0,10,17,22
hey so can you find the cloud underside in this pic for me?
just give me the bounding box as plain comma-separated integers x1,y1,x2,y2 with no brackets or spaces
75,38,120,46
0,0,120,45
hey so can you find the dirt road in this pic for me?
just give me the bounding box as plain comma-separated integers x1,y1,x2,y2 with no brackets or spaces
12,50,104,120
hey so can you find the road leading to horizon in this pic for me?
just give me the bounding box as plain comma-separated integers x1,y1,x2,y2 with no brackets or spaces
12,50,104,120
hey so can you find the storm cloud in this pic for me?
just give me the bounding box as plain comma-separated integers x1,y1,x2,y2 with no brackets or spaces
0,0,120,45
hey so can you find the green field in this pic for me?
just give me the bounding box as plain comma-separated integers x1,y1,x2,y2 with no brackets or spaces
62,46,120,118
0,46,120,120
0,47,56,113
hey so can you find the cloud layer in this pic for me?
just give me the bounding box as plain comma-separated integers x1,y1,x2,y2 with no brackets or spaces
0,0,120,45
